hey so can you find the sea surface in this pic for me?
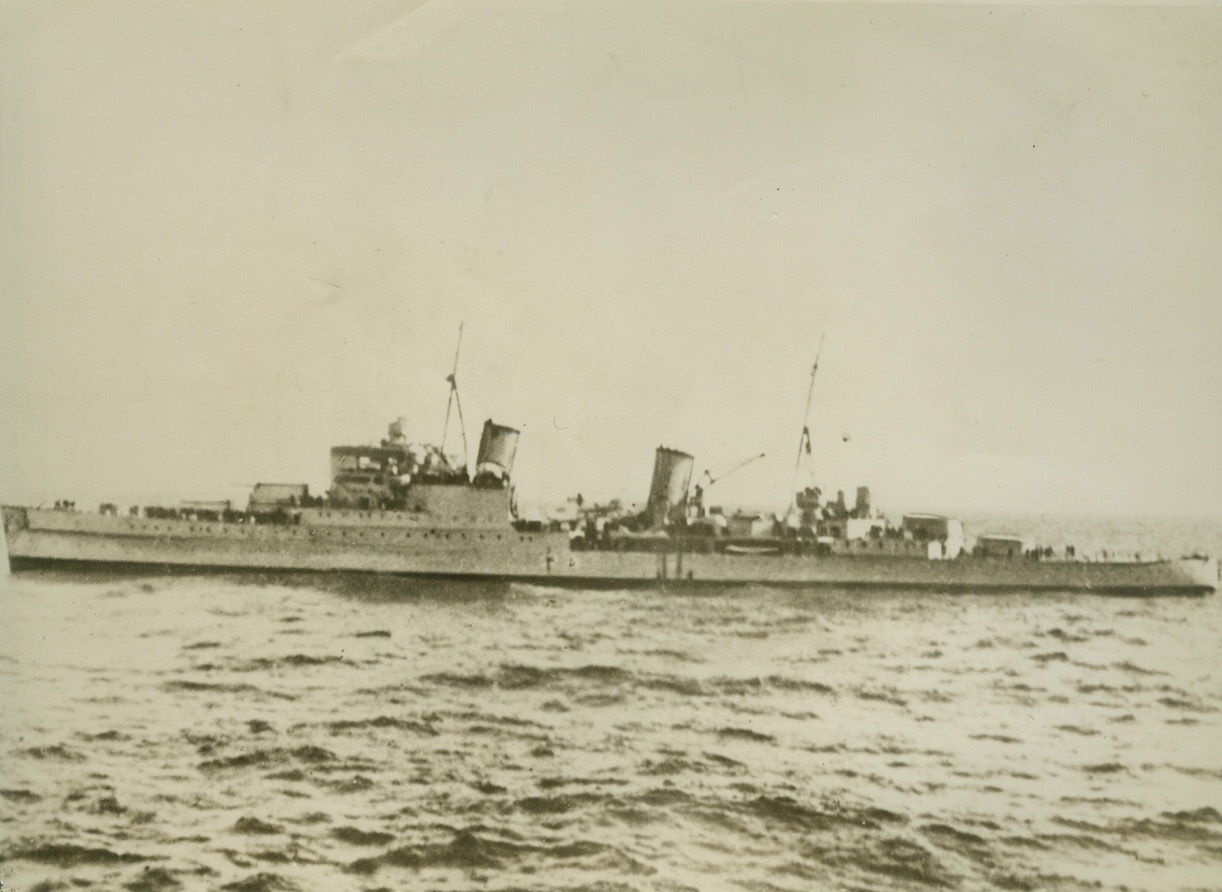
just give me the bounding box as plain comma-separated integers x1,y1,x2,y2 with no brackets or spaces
2,516,1220,892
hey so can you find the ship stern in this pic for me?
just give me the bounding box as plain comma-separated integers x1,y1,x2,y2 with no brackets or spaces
2,505,29,571
2,505,28,537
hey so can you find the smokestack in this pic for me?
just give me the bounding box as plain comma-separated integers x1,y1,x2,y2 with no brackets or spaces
476,420,520,478
646,446,694,527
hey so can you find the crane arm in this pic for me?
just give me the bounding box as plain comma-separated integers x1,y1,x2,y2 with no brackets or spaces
701,452,766,486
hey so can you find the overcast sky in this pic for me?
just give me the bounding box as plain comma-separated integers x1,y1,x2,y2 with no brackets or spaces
2,1,1219,517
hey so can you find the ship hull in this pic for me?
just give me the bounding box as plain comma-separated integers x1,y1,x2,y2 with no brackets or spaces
4,506,1217,595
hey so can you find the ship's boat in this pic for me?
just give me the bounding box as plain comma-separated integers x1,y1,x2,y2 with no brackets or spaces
2,346,1217,595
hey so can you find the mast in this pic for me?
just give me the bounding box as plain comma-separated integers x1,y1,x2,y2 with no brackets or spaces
440,322,470,472
789,334,825,510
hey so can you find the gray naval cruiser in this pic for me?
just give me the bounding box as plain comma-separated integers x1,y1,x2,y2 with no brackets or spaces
2,413,1217,595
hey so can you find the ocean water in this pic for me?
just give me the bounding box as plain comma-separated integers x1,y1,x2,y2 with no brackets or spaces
1,517,1220,892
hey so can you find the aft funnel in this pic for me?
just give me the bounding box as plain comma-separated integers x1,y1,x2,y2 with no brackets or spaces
646,446,694,527
476,419,520,477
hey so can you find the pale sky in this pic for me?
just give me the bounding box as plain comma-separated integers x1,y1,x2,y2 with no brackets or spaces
2,1,1220,517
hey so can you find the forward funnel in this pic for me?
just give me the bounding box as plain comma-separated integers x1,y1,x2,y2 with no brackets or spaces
476,420,520,477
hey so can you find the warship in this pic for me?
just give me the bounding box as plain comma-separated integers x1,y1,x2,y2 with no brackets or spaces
2,347,1217,595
